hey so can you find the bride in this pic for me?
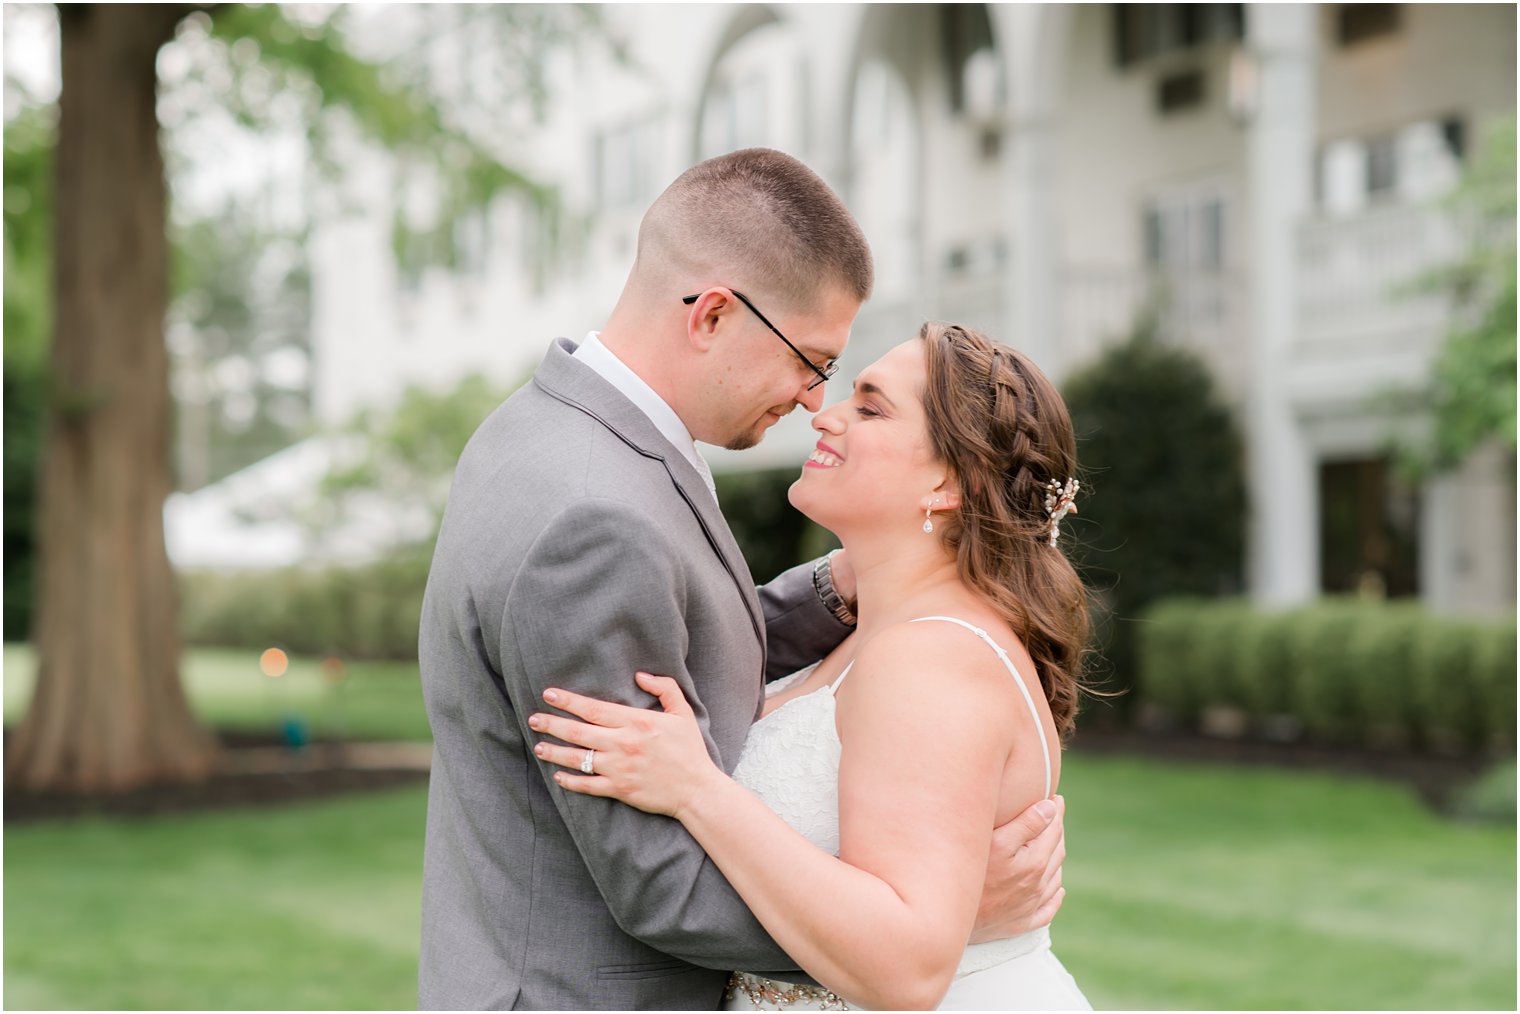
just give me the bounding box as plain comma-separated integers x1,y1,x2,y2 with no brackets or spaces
530,323,1092,1011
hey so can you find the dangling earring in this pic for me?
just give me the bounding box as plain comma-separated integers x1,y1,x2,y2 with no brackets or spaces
923,499,938,534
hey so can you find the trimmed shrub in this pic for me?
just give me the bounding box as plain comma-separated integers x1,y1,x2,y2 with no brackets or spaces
1410,618,1483,754
1135,598,1204,722
714,468,836,583
180,552,432,661
1138,596,1514,756
1061,326,1246,706
349,556,431,660
1227,607,1299,724
1194,600,1263,712
1473,617,1517,752
1344,602,1424,749
1287,600,1367,745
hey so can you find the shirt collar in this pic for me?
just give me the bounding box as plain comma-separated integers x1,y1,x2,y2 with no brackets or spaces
572,332,716,500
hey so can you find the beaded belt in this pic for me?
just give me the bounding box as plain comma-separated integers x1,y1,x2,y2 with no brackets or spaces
725,971,849,1010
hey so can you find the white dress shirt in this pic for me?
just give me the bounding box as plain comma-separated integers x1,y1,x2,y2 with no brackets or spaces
573,332,718,501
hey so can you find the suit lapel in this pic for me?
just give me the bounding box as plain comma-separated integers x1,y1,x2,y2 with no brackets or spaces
658,458,767,649
532,340,768,658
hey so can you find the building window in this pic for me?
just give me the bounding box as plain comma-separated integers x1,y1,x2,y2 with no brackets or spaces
697,23,805,160
1319,116,1466,214
1142,186,1229,335
702,73,768,158
1156,68,1206,114
942,4,997,113
851,59,920,294
1337,4,1401,47
1439,117,1466,161
1365,133,1399,199
1144,192,1227,272
1113,4,1244,68
595,116,663,212
1319,457,1420,598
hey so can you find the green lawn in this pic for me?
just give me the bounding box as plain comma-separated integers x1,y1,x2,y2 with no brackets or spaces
3,643,431,742
4,753,1514,1010
1054,758,1516,1010
4,790,426,1010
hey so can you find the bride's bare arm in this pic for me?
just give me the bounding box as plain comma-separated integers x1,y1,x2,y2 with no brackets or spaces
532,624,1023,1010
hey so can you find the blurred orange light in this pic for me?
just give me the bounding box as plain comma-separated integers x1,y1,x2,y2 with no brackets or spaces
260,648,289,678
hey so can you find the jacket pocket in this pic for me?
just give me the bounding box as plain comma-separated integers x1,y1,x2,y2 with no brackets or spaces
594,958,692,981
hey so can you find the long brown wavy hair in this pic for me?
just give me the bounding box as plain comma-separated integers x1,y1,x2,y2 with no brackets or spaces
919,322,1090,738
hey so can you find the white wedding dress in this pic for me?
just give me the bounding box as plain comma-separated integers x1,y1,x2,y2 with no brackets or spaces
723,617,1091,1011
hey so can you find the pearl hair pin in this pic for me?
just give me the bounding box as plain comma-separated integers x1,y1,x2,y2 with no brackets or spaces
1043,478,1080,547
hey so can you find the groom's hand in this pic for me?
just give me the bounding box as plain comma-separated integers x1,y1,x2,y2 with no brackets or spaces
969,794,1066,943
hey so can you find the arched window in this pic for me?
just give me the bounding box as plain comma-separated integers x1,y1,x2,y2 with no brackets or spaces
941,3,1000,116
698,21,807,159
850,59,919,295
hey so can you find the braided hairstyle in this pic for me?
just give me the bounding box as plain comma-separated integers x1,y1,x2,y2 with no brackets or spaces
919,322,1089,737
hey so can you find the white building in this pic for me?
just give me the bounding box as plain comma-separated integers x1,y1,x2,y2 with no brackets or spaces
179,3,1517,615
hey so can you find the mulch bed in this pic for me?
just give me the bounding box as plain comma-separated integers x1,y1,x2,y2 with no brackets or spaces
3,728,1497,824
3,732,431,824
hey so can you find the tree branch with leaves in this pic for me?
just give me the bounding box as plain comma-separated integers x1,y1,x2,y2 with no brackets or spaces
1395,115,1517,475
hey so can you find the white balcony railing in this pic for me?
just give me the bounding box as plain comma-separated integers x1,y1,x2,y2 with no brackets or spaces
1060,267,1244,391
843,203,1470,406
1295,203,1464,354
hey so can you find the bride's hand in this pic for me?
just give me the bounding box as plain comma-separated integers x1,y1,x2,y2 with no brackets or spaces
530,672,721,818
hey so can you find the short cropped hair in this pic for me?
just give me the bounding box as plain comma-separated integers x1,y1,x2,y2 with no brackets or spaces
637,148,873,308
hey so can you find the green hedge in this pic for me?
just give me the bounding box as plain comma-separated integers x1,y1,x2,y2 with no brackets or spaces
178,470,830,664
1138,597,1516,756
714,467,836,582
179,553,432,661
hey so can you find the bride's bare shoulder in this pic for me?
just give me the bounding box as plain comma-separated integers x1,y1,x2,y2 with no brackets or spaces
837,619,1024,756
847,616,1017,698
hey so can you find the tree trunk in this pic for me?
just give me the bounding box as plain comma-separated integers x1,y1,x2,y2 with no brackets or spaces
6,4,217,793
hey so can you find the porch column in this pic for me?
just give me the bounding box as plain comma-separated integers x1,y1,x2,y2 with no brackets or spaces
1244,4,1320,605
996,4,1064,377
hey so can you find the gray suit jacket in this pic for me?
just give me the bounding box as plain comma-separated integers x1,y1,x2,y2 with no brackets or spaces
418,339,848,1010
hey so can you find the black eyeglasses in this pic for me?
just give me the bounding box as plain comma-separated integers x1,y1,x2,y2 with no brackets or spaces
682,289,839,391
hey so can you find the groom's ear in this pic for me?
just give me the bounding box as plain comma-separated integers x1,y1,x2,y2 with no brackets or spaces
683,290,730,353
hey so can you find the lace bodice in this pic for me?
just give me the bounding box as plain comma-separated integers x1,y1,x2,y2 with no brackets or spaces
731,662,843,855
729,617,1056,982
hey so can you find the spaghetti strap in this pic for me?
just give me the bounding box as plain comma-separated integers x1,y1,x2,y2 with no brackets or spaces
827,661,854,695
909,616,1053,799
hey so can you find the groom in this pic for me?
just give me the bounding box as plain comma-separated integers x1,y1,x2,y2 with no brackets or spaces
418,149,1065,1010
